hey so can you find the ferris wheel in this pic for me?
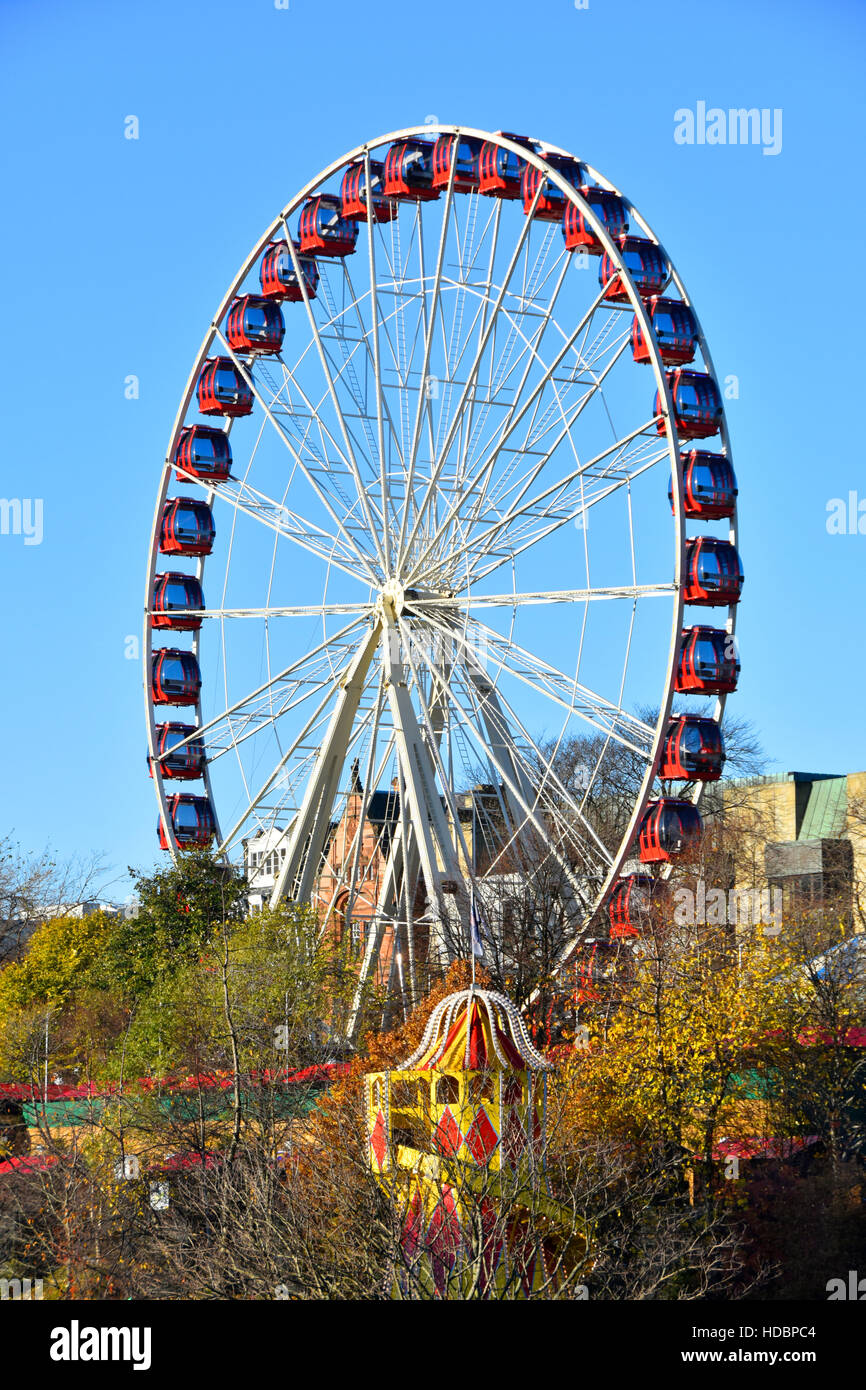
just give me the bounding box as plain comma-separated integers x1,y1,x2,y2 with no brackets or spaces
144,125,742,1022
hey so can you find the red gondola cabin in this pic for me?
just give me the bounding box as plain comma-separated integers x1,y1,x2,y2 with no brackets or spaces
669,452,737,520
608,875,655,939
152,573,205,631
340,160,396,222
174,425,233,483
575,940,615,1005
297,195,359,256
225,295,285,355
259,241,320,301
684,536,744,606
632,296,698,366
660,715,725,782
562,187,629,254
638,798,702,863
151,648,201,706
196,358,253,417
431,134,484,192
600,236,668,303
478,134,533,198
158,794,216,849
160,498,215,557
675,626,740,695
382,141,439,201
522,154,584,221
150,723,206,780
655,369,723,440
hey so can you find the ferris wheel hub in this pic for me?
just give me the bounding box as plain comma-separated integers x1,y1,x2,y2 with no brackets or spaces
379,577,406,618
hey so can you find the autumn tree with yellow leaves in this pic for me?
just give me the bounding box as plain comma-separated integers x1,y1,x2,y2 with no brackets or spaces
561,924,796,1168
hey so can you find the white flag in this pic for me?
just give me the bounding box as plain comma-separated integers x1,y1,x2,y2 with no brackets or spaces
470,888,486,962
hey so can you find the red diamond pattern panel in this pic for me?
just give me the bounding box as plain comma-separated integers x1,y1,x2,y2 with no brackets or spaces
428,1185,460,1296
369,1109,387,1168
434,1106,463,1157
401,1189,425,1262
503,1076,523,1108
479,1196,504,1296
464,1106,499,1165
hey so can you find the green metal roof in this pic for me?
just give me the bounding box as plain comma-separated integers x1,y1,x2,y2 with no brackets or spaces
798,776,848,840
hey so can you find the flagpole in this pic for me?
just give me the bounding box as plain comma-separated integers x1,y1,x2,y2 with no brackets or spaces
470,886,476,992
470,885,487,994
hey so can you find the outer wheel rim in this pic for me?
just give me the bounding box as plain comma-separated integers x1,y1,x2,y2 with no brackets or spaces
143,125,738,993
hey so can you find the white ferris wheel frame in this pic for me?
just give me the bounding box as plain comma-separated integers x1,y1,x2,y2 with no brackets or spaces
143,124,739,1013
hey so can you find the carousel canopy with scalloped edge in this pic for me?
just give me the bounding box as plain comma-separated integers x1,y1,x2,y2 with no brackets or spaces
401,989,552,1072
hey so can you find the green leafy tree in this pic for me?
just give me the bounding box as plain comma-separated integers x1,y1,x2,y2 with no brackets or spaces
0,911,118,1014
92,851,247,1003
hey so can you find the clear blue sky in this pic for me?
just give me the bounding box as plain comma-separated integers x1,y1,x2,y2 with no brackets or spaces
0,0,863,893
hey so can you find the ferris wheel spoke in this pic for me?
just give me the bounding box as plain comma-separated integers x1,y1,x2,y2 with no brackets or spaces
469,263,610,471
456,429,667,589
411,610,615,876
434,232,566,507
280,232,383,467
337,261,407,481
395,614,476,875
455,655,615,875
183,614,370,753
480,623,654,759
444,196,502,387
469,318,634,522
407,628,596,903
439,265,583,553
387,203,423,463
422,583,675,611
183,471,370,586
417,218,447,499
215,665,381,854
280,232,389,571
458,463,662,591
375,290,429,451
396,177,547,571
474,394,660,538
365,229,410,403
405,288,626,581
190,688,345,795
206,684,342,763
211,326,383,579
422,606,654,760
252,683,383,831
256,351,390,528
156,601,374,622
441,196,503,499
207,705,343,786
394,164,459,563
485,232,562,404
312,264,384,472
446,254,574,544
361,151,395,564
